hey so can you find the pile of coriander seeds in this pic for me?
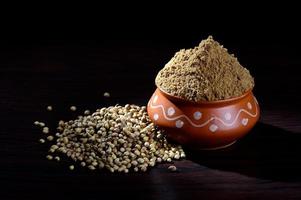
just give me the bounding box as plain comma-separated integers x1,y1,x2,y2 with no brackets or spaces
37,104,185,173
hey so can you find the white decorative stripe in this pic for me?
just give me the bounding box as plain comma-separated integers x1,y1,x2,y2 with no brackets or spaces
149,94,258,128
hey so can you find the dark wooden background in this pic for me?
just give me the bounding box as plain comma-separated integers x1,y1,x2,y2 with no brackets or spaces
1,9,301,199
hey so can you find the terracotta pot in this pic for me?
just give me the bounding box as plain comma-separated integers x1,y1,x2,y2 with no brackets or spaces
147,88,260,150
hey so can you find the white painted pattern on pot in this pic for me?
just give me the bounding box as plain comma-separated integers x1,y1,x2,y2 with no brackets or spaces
241,118,249,126
167,107,175,116
193,111,202,120
175,120,184,128
224,112,232,120
209,124,218,132
149,94,258,128
153,113,159,121
247,102,252,110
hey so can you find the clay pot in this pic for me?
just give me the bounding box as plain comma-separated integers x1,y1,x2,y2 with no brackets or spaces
147,88,260,150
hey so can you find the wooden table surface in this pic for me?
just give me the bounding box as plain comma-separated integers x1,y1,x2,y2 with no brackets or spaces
1,39,301,200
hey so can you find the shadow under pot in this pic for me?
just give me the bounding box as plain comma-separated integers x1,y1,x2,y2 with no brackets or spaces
147,88,260,150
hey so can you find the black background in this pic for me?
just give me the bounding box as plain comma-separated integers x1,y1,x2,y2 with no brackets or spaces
1,5,301,200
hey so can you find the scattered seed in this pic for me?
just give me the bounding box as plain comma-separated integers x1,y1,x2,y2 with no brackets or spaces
47,106,53,111
47,135,54,141
39,139,45,143
49,145,58,153
168,165,177,172
84,110,90,115
42,127,49,134
41,104,185,173
34,121,40,126
46,155,53,160
58,120,64,126
174,154,180,159
70,106,77,111
39,122,45,127
103,92,110,97
54,156,60,161
69,165,75,170
63,137,69,144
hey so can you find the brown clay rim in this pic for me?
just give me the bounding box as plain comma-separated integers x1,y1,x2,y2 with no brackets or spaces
158,87,253,105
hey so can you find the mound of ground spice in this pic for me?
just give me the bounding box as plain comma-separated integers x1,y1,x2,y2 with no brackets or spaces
155,36,254,102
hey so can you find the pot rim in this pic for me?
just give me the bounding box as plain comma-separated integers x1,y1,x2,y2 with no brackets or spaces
158,87,253,105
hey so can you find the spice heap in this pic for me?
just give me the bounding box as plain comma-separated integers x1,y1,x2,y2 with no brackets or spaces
155,36,254,102
38,104,185,173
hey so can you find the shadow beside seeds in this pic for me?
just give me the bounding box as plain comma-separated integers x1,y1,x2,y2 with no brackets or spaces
185,122,301,182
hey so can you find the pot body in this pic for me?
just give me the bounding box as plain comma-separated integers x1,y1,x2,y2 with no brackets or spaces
147,88,260,149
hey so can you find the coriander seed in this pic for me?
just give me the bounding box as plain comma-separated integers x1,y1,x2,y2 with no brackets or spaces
168,165,177,172
70,106,77,111
46,155,53,160
42,127,49,134
103,92,110,97
47,135,54,141
41,104,185,173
